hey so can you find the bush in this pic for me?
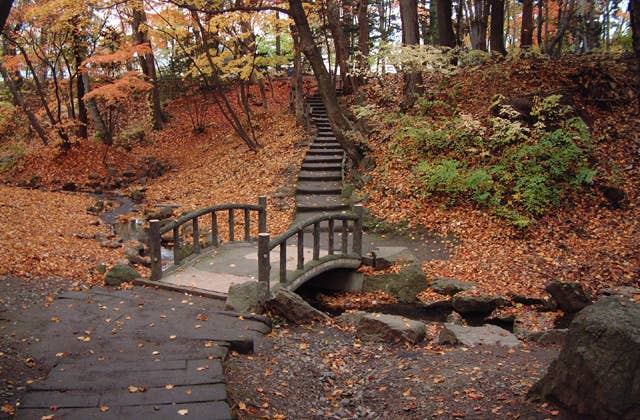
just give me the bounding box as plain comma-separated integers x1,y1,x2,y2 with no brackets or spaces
412,95,595,227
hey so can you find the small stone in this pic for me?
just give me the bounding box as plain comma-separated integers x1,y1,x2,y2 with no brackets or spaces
430,277,477,296
545,280,591,313
446,311,466,325
356,313,427,344
438,323,520,347
451,294,509,314
105,264,140,286
225,281,268,314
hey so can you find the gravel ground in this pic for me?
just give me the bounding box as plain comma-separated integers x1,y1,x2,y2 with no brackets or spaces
0,276,76,416
225,320,563,419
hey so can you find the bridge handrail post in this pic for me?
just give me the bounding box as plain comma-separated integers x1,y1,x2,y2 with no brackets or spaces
258,196,267,233
353,204,363,257
192,217,200,254
149,219,162,280
173,226,182,265
258,233,271,302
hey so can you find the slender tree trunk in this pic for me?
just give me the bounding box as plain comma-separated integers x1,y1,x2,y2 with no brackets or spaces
536,0,544,47
326,0,351,93
71,16,88,138
289,27,305,121
288,0,364,164
81,71,112,144
429,0,439,45
490,0,506,54
521,0,534,46
400,0,424,107
0,61,50,145
437,0,456,47
631,0,640,74
132,1,166,130
357,0,369,77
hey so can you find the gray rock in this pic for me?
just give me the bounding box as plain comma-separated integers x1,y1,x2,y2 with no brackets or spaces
431,277,477,296
446,311,466,325
602,286,640,298
145,206,174,221
225,281,268,314
336,311,366,328
362,246,416,270
529,297,640,418
451,294,509,314
130,189,145,203
356,313,427,344
524,329,568,346
545,280,591,313
267,289,330,324
124,243,148,266
105,264,140,286
362,263,426,303
100,239,122,249
438,323,520,347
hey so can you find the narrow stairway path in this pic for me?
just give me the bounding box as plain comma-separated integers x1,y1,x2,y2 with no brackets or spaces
294,94,349,226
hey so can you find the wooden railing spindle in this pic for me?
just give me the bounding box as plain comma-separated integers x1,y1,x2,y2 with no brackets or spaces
244,208,251,241
280,243,287,283
173,226,182,265
192,217,200,254
328,219,334,255
313,222,320,260
297,230,304,270
228,209,235,241
211,211,219,246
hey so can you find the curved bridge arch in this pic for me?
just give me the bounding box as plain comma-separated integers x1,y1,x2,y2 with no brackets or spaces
258,206,364,296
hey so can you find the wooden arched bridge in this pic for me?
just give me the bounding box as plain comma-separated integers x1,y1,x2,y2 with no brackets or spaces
147,199,363,296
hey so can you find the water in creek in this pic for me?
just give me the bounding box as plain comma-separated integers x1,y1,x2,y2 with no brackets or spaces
98,194,173,263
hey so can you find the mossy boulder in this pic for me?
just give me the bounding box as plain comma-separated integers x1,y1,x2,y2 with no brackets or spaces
105,264,140,286
362,263,427,303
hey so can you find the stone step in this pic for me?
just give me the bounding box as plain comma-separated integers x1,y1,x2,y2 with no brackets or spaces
304,155,343,164
313,136,337,143
296,180,343,195
310,143,342,150
307,148,344,156
301,162,342,172
296,194,349,212
299,170,342,181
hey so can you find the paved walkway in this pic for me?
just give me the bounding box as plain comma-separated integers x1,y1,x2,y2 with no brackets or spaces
15,287,270,419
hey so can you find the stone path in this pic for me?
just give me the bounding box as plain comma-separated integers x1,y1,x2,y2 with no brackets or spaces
14,287,270,419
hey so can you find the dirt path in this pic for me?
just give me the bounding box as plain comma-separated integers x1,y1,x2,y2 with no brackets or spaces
225,321,563,419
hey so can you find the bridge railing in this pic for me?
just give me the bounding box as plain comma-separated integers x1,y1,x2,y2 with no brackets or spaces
148,196,267,281
257,204,363,297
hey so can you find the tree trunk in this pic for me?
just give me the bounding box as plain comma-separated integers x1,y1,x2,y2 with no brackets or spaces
632,0,640,74
288,0,364,164
72,18,88,139
0,0,13,35
326,0,351,93
289,26,305,121
521,0,534,47
357,0,369,75
428,0,439,45
132,1,166,130
0,61,50,145
536,0,544,47
81,71,112,144
437,0,456,47
399,0,424,106
489,0,506,54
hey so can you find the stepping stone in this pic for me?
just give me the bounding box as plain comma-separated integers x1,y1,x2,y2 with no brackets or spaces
304,155,343,164
301,162,342,171
296,194,348,212
296,180,343,194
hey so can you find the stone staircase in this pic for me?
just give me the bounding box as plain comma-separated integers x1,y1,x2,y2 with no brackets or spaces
294,94,349,225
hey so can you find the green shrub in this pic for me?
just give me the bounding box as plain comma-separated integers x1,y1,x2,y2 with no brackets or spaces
409,95,595,227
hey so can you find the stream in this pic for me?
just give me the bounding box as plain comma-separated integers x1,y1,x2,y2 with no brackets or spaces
96,194,174,263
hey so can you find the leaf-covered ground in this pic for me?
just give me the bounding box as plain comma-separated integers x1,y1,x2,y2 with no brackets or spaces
358,54,639,299
0,81,306,283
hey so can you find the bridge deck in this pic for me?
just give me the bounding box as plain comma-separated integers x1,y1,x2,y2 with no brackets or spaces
159,235,355,295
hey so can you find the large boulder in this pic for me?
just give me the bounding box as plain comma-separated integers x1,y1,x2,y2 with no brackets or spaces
105,264,140,286
225,281,267,314
430,277,477,296
529,297,640,419
362,263,427,303
267,289,330,324
451,294,509,314
438,323,520,348
356,313,427,344
545,280,592,313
